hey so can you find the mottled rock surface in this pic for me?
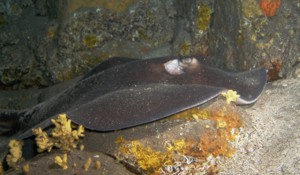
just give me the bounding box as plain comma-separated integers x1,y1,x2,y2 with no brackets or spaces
5,149,134,175
220,78,300,174
0,0,298,89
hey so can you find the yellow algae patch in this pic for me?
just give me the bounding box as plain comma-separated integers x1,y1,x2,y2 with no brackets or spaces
242,0,263,19
118,137,220,174
117,104,243,174
166,139,186,154
82,35,99,48
183,107,242,158
47,25,58,39
221,90,240,104
216,119,227,129
185,130,235,158
115,136,126,144
6,139,24,169
118,140,173,173
211,109,243,141
197,4,212,31
171,105,242,142
179,41,191,55
55,154,68,170
32,114,85,153
172,108,210,121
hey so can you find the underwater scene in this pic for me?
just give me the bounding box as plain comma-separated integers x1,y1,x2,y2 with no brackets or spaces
0,0,299,174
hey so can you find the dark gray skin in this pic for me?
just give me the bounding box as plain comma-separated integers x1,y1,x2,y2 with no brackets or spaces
0,55,267,163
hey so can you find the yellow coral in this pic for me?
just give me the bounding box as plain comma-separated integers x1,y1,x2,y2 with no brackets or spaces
32,127,54,152
51,114,84,151
6,139,24,169
80,144,85,151
83,157,92,171
71,125,85,139
22,164,30,175
55,154,68,170
51,113,72,137
95,160,101,170
33,114,85,153
221,90,240,104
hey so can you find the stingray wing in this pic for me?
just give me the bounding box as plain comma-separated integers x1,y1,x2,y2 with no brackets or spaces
81,57,139,80
66,84,223,131
228,68,268,105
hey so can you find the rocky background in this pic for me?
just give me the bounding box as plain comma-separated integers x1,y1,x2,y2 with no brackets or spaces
0,0,299,90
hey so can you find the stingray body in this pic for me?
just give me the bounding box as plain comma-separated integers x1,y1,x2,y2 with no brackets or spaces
0,55,267,141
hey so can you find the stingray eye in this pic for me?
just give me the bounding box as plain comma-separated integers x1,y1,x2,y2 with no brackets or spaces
181,57,192,64
179,57,198,67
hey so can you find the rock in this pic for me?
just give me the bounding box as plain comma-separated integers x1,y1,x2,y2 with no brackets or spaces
0,0,299,89
5,150,134,175
220,78,300,174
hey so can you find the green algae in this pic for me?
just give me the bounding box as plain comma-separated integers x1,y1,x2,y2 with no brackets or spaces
197,4,212,31
82,35,99,48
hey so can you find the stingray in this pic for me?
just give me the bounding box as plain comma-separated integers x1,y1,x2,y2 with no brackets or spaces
0,55,267,161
